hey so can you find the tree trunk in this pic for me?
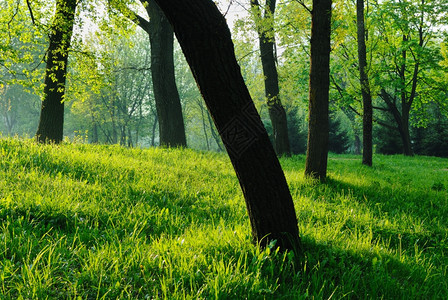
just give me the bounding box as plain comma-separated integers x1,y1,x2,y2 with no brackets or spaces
92,121,98,143
154,0,301,251
251,0,291,156
305,0,332,180
380,89,414,156
36,0,77,143
151,110,158,146
199,103,210,150
207,112,223,151
356,0,373,166
401,107,413,156
139,1,187,148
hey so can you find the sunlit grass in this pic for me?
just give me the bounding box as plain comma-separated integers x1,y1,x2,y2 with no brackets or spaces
0,137,447,298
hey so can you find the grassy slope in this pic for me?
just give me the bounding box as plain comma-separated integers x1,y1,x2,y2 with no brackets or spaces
0,138,447,299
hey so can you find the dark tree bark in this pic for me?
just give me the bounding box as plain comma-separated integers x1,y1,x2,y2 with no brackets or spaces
356,0,373,166
153,0,301,251
131,1,187,148
251,0,291,157
36,0,77,143
304,0,332,180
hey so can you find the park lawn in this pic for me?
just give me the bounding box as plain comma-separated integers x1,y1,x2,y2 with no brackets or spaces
0,137,447,299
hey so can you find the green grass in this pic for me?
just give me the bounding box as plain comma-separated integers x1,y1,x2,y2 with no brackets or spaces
0,137,447,299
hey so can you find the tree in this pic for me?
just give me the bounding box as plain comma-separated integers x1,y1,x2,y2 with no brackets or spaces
356,0,373,166
328,112,350,154
67,29,155,146
412,105,448,157
118,0,187,147
250,0,291,156
304,0,332,180
330,0,448,157
372,0,448,156
35,0,77,143
0,84,40,136
153,0,301,251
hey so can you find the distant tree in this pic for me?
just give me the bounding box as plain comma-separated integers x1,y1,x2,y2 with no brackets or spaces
305,0,332,180
331,0,448,158
250,0,291,156
36,0,77,143
287,106,307,154
153,0,301,251
413,105,448,157
67,30,154,146
118,0,187,147
0,84,40,136
356,0,373,166
372,0,448,156
328,113,350,154
374,108,403,155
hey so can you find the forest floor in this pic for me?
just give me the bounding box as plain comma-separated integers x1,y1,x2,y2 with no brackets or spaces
0,137,447,299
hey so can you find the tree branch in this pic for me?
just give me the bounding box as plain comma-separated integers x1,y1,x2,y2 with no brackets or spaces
294,0,311,14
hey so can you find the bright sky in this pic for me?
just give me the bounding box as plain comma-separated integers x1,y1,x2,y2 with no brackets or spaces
216,0,249,28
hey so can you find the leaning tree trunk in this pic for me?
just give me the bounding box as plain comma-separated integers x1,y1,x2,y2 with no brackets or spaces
251,0,291,156
144,1,187,148
304,0,332,180
154,0,301,251
36,0,77,143
356,0,373,166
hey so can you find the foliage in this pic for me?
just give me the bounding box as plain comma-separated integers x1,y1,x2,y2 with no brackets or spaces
374,109,403,155
0,0,48,95
328,112,351,154
287,106,307,154
0,137,447,298
0,84,40,136
66,27,154,146
412,105,448,157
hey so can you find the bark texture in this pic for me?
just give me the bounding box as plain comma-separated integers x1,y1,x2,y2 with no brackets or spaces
153,0,301,251
356,0,373,166
133,1,187,147
251,0,291,156
146,2,186,147
36,0,77,143
305,0,332,180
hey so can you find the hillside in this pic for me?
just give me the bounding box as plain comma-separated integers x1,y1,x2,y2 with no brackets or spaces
0,138,447,298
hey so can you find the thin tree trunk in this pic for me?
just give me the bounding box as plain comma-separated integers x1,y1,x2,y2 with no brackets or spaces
154,0,301,251
36,0,77,143
200,103,210,150
305,0,332,180
251,0,291,156
207,112,223,151
356,0,373,166
151,110,158,146
128,127,133,147
91,121,98,143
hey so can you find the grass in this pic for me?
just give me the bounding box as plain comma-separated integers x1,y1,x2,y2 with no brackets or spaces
0,137,447,299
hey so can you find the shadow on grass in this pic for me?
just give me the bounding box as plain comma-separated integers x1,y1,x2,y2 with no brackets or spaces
323,177,448,250
293,235,447,299
0,184,238,246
